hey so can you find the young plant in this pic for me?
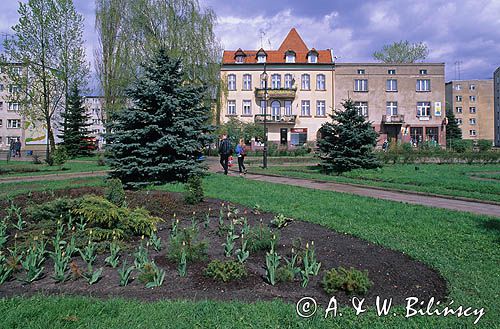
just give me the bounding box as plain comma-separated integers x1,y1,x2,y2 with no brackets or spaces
0,220,8,249
84,267,103,285
105,241,121,268
133,239,149,270
265,235,281,286
322,267,373,295
79,240,98,273
271,214,293,229
204,208,211,229
118,260,134,286
170,215,179,238
300,241,321,288
21,239,46,283
235,234,249,264
218,205,224,228
240,217,250,236
167,225,208,263
178,241,187,277
76,216,87,232
10,203,25,231
66,235,77,258
223,229,239,257
149,230,162,252
204,259,247,282
50,245,71,283
0,252,13,284
284,248,301,277
145,261,165,288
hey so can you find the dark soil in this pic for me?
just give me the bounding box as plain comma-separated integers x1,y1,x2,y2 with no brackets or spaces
0,187,447,305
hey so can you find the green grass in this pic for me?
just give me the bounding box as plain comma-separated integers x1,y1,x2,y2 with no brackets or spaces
0,159,108,178
249,163,500,202
0,174,499,328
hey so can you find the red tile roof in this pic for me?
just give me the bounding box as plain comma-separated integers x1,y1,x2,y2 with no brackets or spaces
222,28,333,64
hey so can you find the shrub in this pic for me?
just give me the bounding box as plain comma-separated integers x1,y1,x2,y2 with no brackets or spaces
28,198,77,223
97,153,106,166
477,140,492,152
204,259,247,282
167,225,208,262
52,146,68,166
246,224,278,252
32,155,42,165
105,178,126,207
451,139,472,153
276,266,294,283
322,267,373,295
271,214,293,228
184,175,204,204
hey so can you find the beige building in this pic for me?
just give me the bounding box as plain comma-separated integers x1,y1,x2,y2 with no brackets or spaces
494,68,500,147
83,96,106,148
335,63,446,146
0,65,25,150
445,80,494,141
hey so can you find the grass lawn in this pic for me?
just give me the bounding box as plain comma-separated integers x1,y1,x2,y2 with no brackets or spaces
249,163,500,203
0,174,498,328
0,159,108,178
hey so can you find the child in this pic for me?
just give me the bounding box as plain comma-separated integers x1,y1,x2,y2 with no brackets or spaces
235,139,247,175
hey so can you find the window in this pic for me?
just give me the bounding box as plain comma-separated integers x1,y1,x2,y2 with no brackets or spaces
7,119,21,128
357,69,365,75
259,100,267,114
419,69,428,75
227,74,236,90
291,128,307,146
301,100,310,116
301,74,310,90
456,95,462,102
286,54,295,63
469,129,477,136
456,107,462,113
455,84,462,91
386,79,398,92
354,79,368,92
0,84,3,91
308,54,317,63
271,74,281,89
284,74,293,89
0,101,3,110
388,69,396,75
426,127,439,143
243,74,252,90
316,100,325,116
470,107,476,114
8,84,20,94
0,119,2,127
417,101,431,117
227,100,236,115
243,100,252,115
271,101,280,120
12,67,22,75
469,95,476,102
456,118,462,125
284,100,292,115
8,102,20,111
386,101,398,115
416,79,431,91
410,127,423,145
257,55,266,63
235,55,244,64
354,101,368,117
469,84,476,91
469,118,476,125
316,74,326,90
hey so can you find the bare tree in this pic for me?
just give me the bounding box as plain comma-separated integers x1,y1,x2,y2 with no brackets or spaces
373,40,429,63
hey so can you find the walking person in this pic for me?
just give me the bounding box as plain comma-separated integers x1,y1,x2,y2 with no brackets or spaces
15,138,22,157
9,140,16,158
235,139,247,176
218,134,232,175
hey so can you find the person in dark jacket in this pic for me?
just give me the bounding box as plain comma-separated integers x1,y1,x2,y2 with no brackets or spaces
15,139,21,157
218,134,232,175
235,138,247,175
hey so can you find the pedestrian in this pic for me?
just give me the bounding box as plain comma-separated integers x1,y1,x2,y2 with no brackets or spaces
9,140,16,158
15,139,21,157
235,139,247,176
218,134,232,175
382,139,389,152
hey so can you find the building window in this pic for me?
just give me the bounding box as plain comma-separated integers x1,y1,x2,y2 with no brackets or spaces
243,100,252,115
301,74,310,90
7,119,21,128
410,127,423,145
271,74,281,89
243,74,252,90
271,101,281,120
260,100,267,114
416,79,431,92
455,84,462,90
386,79,398,92
354,79,368,92
284,74,293,89
0,84,3,91
8,84,20,94
456,95,462,102
227,100,236,115
227,74,236,91
419,69,428,75
354,101,368,117
316,100,326,116
456,118,462,125
470,107,476,114
388,69,396,75
469,118,476,125
0,119,2,127
291,128,307,146
257,55,266,63
417,101,431,117
469,129,477,136
286,54,296,63
357,69,365,75
469,84,476,91
0,101,3,110
456,107,462,113
308,54,317,63
235,55,244,64
386,101,398,115
284,100,293,115
301,100,310,116
316,74,326,90
469,95,476,102
426,127,439,143
8,102,20,111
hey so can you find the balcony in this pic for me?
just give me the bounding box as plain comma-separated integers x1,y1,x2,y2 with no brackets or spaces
382,114,405,124
254,88,296,99
254,114,297,124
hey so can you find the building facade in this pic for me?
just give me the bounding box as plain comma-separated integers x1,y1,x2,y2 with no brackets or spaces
445,80,494,142
83,96,106,148
220,28,447,147
0,65,25,150
494,68,500,147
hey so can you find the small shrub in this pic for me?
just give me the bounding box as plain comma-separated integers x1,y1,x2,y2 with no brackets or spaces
204,259,247,282
276,266,294,283
52,146,68,166
477,139,492,152
184,175,204,204
32,155,42,165
246,223,278,252
322,267,373,295
167,225,208,262
97,153,106,166
271,214,293,228
28,198,77,223
105,178,126,207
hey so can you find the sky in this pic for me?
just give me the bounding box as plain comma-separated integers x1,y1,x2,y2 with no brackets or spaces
1,0,499,92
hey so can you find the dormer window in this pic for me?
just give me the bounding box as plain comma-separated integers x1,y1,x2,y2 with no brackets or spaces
256,49,267,63
307,49,319,63
285,50,296,63
235,56,244,63
234,48,246,64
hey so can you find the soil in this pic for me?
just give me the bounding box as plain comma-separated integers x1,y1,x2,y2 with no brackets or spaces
0,187,447,305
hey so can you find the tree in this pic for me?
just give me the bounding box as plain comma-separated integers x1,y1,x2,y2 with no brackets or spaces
106,50,214,189
445,105,462,142
58,83,91,157
215,118,265,145
373,40,429,63
317,99,380,174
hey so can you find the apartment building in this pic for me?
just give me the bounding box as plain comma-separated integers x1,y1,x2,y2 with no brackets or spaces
445,80,494,141
83,96,106,148
0,65,25,150
494,67,500,147
220,28,334,145
335,63,446,146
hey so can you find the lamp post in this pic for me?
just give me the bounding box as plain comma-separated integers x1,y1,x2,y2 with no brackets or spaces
260,63,269,169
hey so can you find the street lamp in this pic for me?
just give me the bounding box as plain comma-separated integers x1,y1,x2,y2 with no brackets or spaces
260,63,269,169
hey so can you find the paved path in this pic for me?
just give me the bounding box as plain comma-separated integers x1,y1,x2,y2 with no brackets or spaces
0,170,109,184
207,157,500,217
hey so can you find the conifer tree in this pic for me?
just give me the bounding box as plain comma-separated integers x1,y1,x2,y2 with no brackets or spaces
445,106,462,142
58,83,91,157
105,49,214,189
317,99,380,174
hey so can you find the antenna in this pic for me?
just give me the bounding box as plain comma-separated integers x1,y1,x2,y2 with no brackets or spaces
267,38,272,50
454,61,463,80
259,29,265,49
